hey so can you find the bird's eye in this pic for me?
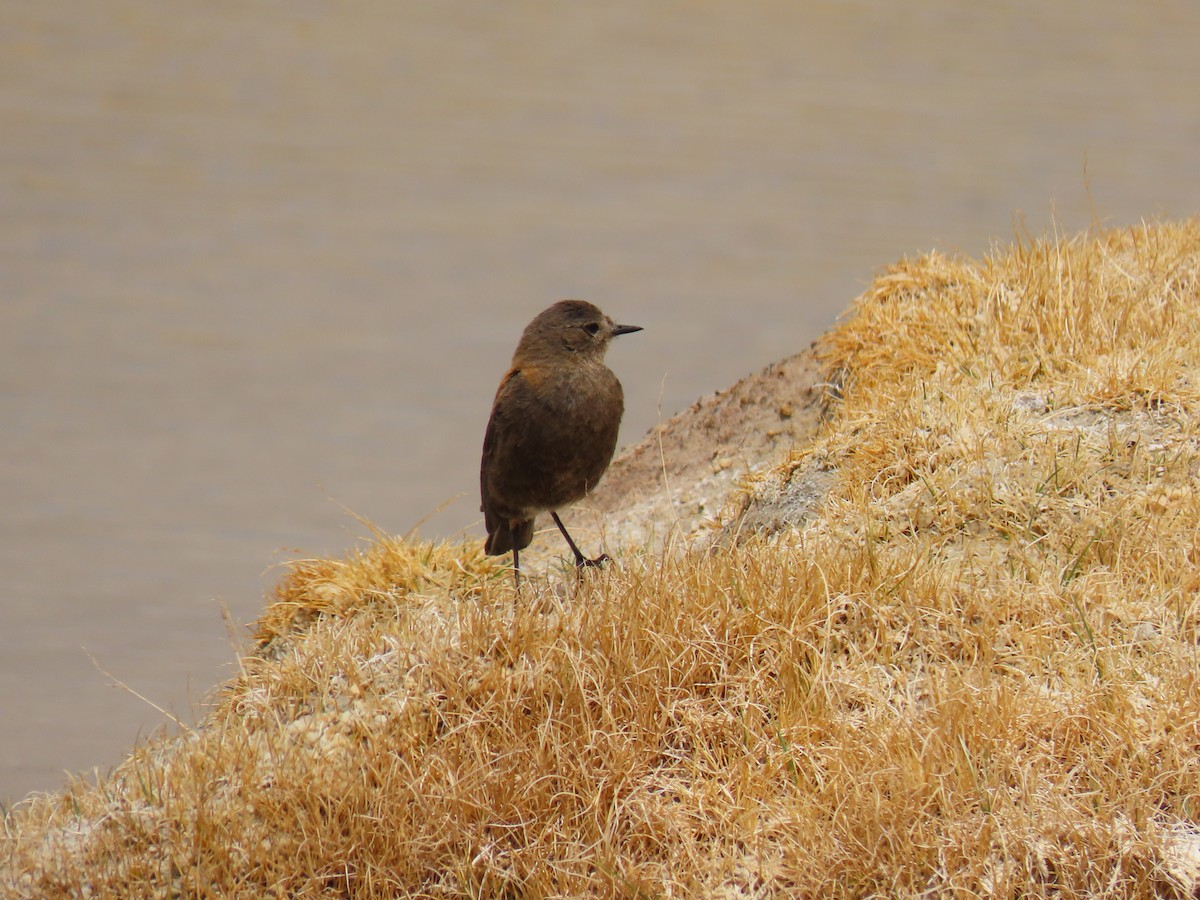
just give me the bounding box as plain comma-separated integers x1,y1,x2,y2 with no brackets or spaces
584,322,601,336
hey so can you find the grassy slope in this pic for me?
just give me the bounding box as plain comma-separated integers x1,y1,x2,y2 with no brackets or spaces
6,222,1200,897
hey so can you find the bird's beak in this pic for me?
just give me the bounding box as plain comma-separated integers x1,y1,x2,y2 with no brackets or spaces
612,324,643,337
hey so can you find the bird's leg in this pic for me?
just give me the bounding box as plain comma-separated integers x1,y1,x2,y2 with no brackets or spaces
550,512,610,569
510,524,521,592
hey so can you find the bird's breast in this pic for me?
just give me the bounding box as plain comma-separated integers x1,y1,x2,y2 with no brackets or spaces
519,363,622,421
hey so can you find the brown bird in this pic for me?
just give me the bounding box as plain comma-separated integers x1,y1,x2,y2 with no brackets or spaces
480,299,642,588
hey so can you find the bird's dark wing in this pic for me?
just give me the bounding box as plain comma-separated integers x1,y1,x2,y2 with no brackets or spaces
480,369,534,554
481,368,521,491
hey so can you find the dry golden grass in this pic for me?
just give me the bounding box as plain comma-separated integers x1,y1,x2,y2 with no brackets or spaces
6,221,1200,897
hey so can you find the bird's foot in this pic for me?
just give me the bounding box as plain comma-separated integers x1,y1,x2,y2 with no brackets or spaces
575,553,610,569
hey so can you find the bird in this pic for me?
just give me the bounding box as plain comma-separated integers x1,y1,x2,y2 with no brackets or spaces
480,299,642,588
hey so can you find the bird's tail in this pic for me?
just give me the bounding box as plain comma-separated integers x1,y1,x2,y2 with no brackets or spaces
484,517,534,555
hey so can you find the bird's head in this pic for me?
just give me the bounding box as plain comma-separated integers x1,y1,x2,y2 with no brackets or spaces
515,299,642,363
